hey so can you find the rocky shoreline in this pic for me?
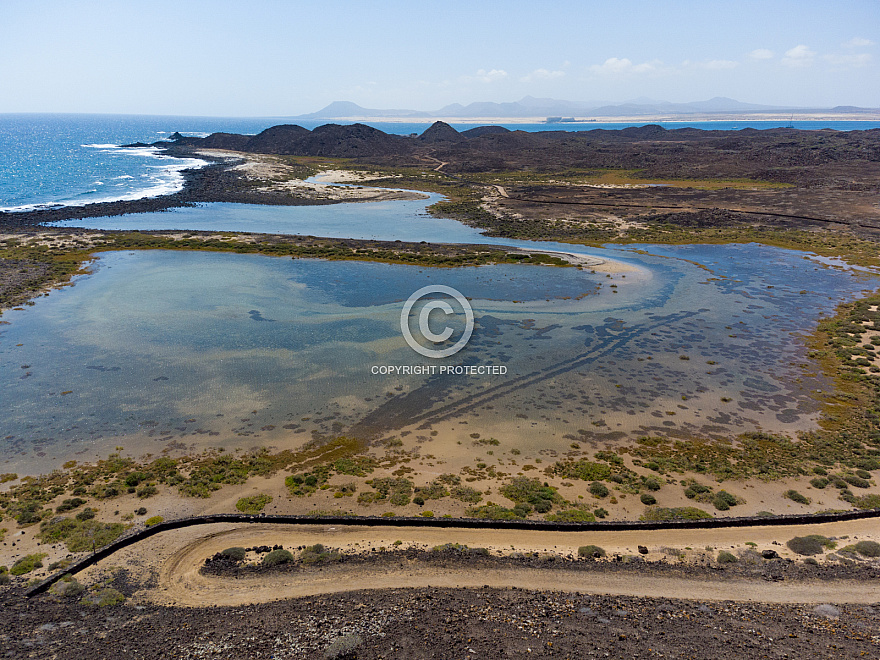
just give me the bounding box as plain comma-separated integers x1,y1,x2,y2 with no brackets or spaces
0,149,339,232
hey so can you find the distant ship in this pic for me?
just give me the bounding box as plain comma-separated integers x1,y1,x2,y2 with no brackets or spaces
545,117,597,124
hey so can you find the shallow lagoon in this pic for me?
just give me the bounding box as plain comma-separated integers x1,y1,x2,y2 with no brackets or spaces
2,235,876,471
8,191,880,469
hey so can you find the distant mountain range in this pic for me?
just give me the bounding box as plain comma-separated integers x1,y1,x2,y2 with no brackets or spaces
293,96,878,120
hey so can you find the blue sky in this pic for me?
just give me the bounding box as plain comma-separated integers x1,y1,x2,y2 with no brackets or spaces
2,0,877,115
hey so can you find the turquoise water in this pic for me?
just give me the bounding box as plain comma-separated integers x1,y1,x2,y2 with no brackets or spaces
1,237,875,471
48,196,492,244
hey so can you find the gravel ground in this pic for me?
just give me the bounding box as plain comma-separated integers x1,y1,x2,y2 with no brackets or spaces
2,581,877,659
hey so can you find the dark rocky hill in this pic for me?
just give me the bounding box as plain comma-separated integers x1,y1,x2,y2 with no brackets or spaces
172,123,412,158
161,123,880,183
419,121,466,143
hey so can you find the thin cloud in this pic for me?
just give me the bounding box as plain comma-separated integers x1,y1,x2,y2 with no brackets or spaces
520,68,566,83
843,37,875,48
462,68,508,83
701,59,738,70
781,44,816,67
825,52,872,67
748,48,774,60
589,57,664,75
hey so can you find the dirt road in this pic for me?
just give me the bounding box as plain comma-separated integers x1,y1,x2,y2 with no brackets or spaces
148,520,880,607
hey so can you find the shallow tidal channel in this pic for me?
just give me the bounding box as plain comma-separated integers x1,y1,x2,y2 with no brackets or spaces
2,198,878,472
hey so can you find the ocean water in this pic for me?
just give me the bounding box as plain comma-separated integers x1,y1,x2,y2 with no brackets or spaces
2,113,878,212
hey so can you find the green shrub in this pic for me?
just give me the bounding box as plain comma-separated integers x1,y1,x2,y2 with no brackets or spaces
466,504,525,520
220,547,247,561
841,474,871,489
414,482,450,500
589,482,609,498
137,484,158,498
683,483,712,499
512,503,532,518
82,587,125,607
851,494,880,509
263,549,295,566
643,477,662,492
717,550,738,563
594,507,609,518
332,456,376,477
640,493,657,505
11,501,47,525
841,540,880,557
810,477,829,489
76,508,96,521
236,494,273,514
712,490,739,511
144,515,163,527
500,477,558,510
450,485,482,503
364,477,413,506
578,545,606,558
640,506,712,521
10,553,47,576
38,518,127,552
49,576,85,598
787,535,836,556
389,491,411,506
300,544,341,564
552,460,612,482
545,509,596,522
433,543,468,552
783,490,811,505
56,498,87,513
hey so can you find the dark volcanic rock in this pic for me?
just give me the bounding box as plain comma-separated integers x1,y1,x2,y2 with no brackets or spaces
299,123,411,157
2,587,878,660
460,125,512,138
419,121,465,143
241,124,311,153
183,131,251,151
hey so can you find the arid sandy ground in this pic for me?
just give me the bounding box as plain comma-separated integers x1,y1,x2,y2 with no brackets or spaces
121,518,880,606
193,150,427,202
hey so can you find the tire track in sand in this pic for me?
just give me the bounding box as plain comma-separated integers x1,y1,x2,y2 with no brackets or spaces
153,523,880,608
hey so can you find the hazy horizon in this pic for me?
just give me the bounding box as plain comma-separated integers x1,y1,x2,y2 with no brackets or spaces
2,0,878,116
